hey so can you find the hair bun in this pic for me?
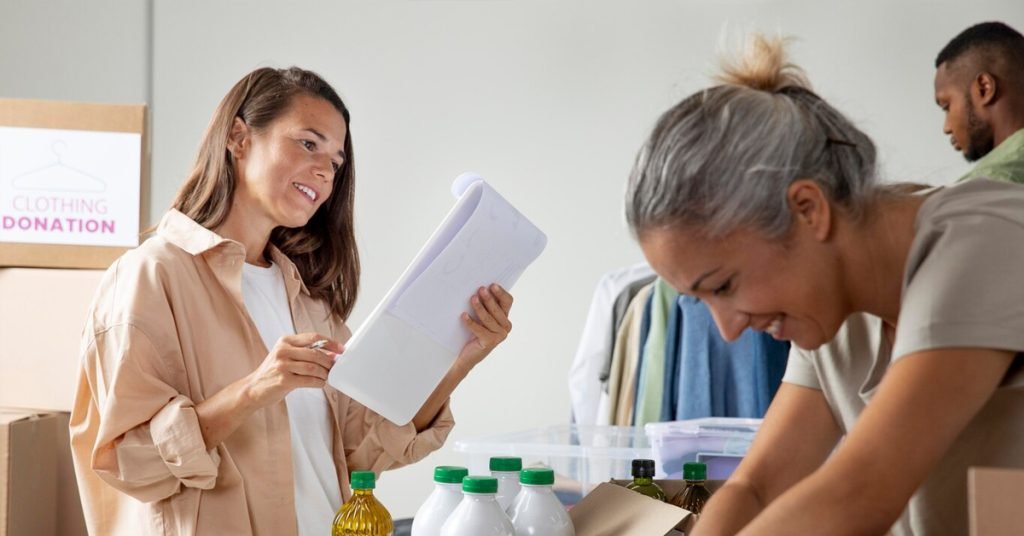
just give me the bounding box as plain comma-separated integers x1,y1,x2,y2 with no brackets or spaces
714,33,811,92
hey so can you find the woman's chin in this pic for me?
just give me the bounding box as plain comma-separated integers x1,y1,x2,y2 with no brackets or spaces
788,330,831,351
276,213,315,230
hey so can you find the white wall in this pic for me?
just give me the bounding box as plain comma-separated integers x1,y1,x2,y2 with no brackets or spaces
6,0,1023,519
0,0,153,222
0,0,149,104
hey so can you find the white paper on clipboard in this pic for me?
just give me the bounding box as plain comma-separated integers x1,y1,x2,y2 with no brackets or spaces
327,173,547,424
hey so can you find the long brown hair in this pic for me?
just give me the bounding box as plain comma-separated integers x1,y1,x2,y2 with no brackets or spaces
171,67,359,321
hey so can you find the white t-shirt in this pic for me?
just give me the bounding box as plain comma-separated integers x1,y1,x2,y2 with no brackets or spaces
241,261,342,535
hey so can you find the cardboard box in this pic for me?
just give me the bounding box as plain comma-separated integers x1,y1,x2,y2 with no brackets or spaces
969,467,1024,536
0,267,104,411
0,98,147,270
570,479,723,536
0,409,87,536
572,470,1024,535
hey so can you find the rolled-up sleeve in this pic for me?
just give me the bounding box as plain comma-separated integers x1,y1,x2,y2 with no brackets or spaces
341,397,455,473
76,323,220,503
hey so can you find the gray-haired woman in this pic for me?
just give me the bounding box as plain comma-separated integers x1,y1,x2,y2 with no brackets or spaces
627,36,1024,535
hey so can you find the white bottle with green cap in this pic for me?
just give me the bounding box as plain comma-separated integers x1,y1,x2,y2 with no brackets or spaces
490,456,523,511
508,468,574,536
439,476,514,536
412,466,470,536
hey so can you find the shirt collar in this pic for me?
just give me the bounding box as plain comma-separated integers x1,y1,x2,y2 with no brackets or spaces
267,244,311,298
158,209,233,255
975,127,1024,168
158,209,310,296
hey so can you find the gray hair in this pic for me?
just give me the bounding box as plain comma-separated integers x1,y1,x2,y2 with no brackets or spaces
626,35,879,239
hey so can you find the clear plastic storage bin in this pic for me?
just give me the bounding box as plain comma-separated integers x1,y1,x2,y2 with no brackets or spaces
644,417,762,480
453,425,651,505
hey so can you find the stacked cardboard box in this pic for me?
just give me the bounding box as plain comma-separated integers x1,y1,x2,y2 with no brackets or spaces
969,467,1024,536
0,410,86,536
0,269,103,411
0,268,102,536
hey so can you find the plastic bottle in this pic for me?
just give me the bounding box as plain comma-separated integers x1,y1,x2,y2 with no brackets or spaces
440,476,515,536
625,459,666,501
508,468,574,536
490,456,523,511
411,466,470,536
332,471,394,536
669,462,712,516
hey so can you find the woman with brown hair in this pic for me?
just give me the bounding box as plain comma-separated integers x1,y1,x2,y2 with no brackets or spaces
69,67,514,535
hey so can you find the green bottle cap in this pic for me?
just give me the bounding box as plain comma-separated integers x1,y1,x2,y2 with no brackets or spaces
519,468,555,486
462,476,499,494
350,471,376,490
683,462,707,481
433,466,469,484
489,456,522,472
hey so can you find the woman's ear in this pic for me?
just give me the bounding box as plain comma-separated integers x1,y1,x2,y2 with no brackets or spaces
787,179,832,241
227,117,250,159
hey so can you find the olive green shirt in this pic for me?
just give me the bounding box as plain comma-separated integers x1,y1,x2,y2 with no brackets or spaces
958,127,1024,183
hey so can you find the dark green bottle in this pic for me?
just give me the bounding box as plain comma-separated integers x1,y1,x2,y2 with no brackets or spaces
625,459,666,501
670,462,712,515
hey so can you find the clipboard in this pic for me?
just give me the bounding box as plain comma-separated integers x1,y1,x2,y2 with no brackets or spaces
328,173,547,424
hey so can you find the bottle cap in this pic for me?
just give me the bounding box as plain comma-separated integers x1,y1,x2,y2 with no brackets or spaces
631,459,656,478
350,471,375,490
519,467,555,486
490,456,523,472
462,476,499,494
683,462,707,481
433,466,469,484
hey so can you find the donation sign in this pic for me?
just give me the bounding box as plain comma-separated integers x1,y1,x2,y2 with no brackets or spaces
0,125,142,247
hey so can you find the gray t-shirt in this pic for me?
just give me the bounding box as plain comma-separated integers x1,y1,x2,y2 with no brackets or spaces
783,179,1024,535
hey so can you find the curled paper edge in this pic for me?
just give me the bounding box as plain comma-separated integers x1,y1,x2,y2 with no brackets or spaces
452,171,484,198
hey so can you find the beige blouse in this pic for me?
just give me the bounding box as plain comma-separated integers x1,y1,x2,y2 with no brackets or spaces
69,209,454,535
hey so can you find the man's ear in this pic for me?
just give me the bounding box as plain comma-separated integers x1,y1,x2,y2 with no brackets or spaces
973,71,999,107
787,179,832,242
227,117,250,159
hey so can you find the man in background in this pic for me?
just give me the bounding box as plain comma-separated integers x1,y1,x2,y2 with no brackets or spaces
933,21,1024,181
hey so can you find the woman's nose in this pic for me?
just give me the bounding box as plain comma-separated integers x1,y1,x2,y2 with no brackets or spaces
313,156,333,182
706,302,748,342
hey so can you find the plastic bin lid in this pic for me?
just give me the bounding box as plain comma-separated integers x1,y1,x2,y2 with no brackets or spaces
644,417,763,439
452,425,653,460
